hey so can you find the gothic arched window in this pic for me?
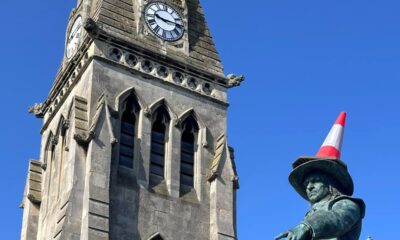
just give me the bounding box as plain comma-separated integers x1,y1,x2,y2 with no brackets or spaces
150,106,170,186
180,115,199,193
57,117,69,200
44,132,56,213
119,95,141,168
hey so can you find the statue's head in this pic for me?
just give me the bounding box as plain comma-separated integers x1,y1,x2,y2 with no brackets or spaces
289,113,355,201
289,157,354,201
303,171,339,203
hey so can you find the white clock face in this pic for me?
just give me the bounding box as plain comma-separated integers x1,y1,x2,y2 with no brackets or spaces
145,2,184,41
66,16,83,59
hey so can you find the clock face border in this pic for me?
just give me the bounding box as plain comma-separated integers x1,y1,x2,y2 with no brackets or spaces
144,2,185,42
66,15,83,60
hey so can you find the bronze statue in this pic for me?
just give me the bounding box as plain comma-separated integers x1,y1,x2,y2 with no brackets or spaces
276,112,365,240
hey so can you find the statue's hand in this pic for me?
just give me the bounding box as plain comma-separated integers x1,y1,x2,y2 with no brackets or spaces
274,223,312,240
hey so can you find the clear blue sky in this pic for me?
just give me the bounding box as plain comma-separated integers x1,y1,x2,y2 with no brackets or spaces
1,1,399,239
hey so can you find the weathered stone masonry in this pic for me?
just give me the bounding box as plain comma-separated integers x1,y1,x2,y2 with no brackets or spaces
21,1,243,239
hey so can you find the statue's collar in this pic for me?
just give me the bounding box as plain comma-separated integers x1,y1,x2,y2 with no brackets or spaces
310,195,335,210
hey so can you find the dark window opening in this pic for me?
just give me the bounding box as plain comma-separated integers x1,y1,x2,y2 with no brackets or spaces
119,95,140,168
180,115,199,193
150,107,170,185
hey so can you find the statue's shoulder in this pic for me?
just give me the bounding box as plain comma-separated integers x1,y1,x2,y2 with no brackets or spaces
328,195,366,218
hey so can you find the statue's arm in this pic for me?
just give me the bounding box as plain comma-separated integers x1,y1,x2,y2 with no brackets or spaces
304,199,361,239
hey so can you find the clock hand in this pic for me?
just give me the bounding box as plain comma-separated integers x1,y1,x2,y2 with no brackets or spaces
154,13,174,25
68,28,81,41
155,13,184,28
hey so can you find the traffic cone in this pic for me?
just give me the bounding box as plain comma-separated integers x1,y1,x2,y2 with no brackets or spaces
316,112,346,159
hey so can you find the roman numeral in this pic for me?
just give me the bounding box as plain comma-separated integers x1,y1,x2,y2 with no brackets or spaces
170,31,177,39
166,31,173,39
162,30,167,39
173,28,181,36
153,25,160,33
148,19,156,25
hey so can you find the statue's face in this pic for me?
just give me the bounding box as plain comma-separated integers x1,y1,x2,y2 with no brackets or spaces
304,173,330,204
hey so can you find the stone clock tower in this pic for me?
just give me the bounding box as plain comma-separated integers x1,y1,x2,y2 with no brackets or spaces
21,0,243,239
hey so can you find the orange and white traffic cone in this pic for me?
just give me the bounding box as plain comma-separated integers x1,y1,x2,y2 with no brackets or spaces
316,112,346,159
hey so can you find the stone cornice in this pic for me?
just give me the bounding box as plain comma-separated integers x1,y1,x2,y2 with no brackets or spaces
40,18,243,132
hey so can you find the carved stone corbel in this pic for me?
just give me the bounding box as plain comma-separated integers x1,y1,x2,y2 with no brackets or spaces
41,163,47,171
61,119,70,136
174,118,182,128
143,107,152,118
73,131,94,145
51,135,59,146
27,194,41,205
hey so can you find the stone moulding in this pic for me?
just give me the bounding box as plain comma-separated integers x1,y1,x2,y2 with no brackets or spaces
148,232,164,240
229,146,240,190
24,160,43,206
39,17,245,133
207,135,240,189
208,134,226,182
71,94,118,146
72,96,93,145
40,35,94,133
146,97,178,120
175,108,208,148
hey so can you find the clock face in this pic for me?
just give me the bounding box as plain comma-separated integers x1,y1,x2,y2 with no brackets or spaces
66,16,83,59
145,2,184,41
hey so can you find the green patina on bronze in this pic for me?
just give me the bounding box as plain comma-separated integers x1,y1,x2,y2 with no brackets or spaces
275,156,366,240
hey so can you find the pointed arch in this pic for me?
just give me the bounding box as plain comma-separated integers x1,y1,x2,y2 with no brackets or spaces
55,115,70,200
115,87,147,112
148,98,177,120
55,115,66,137
66,100,74,120
176,108,205,129
148,232,164,240
63,101,74,151
44,131,56,167
118,91,141,168
149,103,171,186
43,131,56,213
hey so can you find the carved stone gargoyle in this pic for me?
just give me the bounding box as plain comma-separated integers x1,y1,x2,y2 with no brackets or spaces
28,103,44,118
226,74,245,88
